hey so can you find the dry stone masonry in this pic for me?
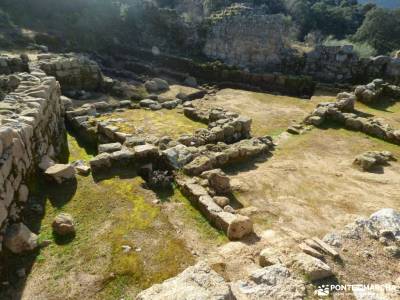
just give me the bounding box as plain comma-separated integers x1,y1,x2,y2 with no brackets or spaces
0,67,66,252
65,81,272,240
204,10,291,70
36,53,110,93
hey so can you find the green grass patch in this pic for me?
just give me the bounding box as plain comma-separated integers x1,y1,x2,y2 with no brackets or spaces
29,134,195,299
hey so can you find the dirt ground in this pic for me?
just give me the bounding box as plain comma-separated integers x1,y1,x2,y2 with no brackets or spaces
204,89,400,238
3,87,400,299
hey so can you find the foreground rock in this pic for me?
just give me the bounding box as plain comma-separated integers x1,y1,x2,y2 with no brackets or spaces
44,164,76,183
136,261,234,300
4,223,38,253
52,213,75,236
293,253,333,281
231,264,306,300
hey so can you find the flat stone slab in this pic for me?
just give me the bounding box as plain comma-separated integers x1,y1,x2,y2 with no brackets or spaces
44,164,76,183
98,142,122,154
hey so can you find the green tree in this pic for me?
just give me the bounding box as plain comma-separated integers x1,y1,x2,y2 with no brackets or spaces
353,7,400,54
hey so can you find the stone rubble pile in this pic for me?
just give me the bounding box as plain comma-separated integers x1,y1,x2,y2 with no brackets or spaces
0,68,66,252
355,79,400,104
182,137,272,176
181,106,252,145
353,151,396,172
323,208,400,249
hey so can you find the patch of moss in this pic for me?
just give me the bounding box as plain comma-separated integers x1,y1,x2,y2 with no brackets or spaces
96,109,206,139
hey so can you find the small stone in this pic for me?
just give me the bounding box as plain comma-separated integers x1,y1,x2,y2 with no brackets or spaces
287,126,301,135
52,213,75,236
224,205,235,213
213,196,230,208
121,245,132,253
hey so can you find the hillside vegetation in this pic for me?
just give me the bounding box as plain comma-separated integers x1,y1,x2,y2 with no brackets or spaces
0,0,399,57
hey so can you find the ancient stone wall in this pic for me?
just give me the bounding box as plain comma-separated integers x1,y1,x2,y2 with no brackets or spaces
204,13,291,70
304,45,400,84
0,69,66,249
36,53,109,93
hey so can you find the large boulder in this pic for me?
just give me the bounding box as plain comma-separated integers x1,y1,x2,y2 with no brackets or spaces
136,261,234,300
44,164,76,184
4,223,38,254
293,253,333,281
144,78,169,93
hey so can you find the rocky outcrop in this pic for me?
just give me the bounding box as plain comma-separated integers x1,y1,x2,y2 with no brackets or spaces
0,69,66,251
231,264,306,300
324,208,400,247
136,261,234,300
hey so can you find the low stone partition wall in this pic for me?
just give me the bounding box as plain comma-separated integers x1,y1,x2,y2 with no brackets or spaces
182,137,272,176
0,69,66,250
304,84,400,145
0,55,29,75
66,87,274,240
180,106,251,146
176,174,253,240
36,53,111,93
